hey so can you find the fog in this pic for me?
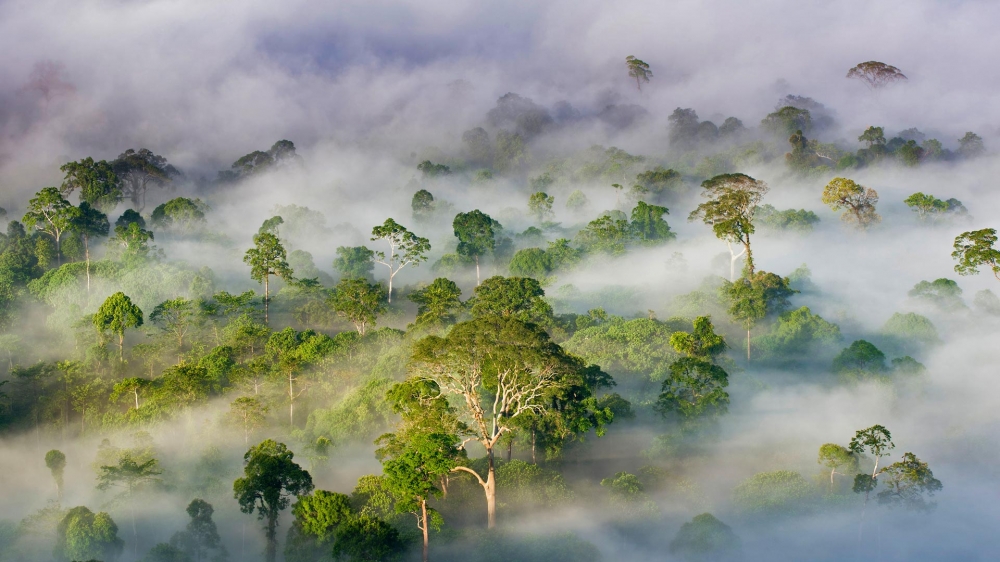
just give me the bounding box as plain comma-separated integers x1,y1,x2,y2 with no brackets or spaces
0,0,999,561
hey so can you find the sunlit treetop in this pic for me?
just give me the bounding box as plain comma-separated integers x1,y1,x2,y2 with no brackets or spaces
847,61,907,89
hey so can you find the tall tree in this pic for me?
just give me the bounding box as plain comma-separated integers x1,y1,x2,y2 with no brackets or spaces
243,232,292,323
228,396,269,445
655,357,730,420
55,506,124,562
150,297,197,359
370,218,430,303
408,278,463,327
528,192,554,223
170,499,228,562
97,453,163,559
689,173,769,280
817,443,858,492
453,210,499,285
233,440,314,562
60,157,122,213
625,55,652,90
93,292,144,362
952,228,1000,282
71,202,109,293
23,187,79,266
846,61,907,89
409,316,582,528
849,425,894,504
822,177,881,230
876,452,942,510
333,246,375,281
112,149,177,211
722,271,794,360
45,449,67,502
629,201,675,244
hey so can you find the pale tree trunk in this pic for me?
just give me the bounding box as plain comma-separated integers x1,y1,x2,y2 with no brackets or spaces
452,445,498,529
747,327,751,361
420,500,429,562
84,235,91,294
133,388,139,410
288,373,295,428
475,255,481,286
264,274,269,324
531,430,536,465
726,242,746,281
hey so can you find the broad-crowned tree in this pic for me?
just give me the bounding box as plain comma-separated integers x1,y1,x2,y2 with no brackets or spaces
109,222,157,264
332,515,404,562
23,187,79,266
876,452,942,511
721,271,794,360
408,278,463,327
233,440,314,562
328,277,387,335
528,192,555,223
60,157,121,213
71,202,109,292
243,232,292,323
957,132,985,158
669,513,741,562
93,292,144,362
333,246,375,282
822,177,881,230
467,275,553,325
151,198,207,232
849,425,894,503
846,61,907,89
408,316,586,528
55,506,124,562
112,148,178,211
453,210,500,285
817,443,858,492
265,327,334,427
45,449,67,501
111,377,150,411
370,218,430,303
669,316,727,361
655,357,729,420
97,453,163,559
284,490,354,562
625,55,652,90
689,173,769,280
630,201,675,245
952,228,999,283
150,298,198,359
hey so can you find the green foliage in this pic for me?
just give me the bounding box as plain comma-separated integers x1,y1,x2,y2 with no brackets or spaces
670,316,727,360
818,444,859,492
328,277,387,334
690,173,768,273
754,306,841,364
669,513,741,562
952,228,999,281
564,317,678,384
45,449,67,499
60,158,122,213
334,246,376,282
292,490,354,543
880,312,938,355
168,499,227,562
822,177,881,230
754,204,819,233
908,278,965,310
495,460,572,509
93,291,144,360
832,340,887,381
732,470,815,515
306,376,396,446
761,106,812,136
629,201,675,244
600,471,657,516
635,166,683,202
565,190,589,213
453,210,499,264
574,212,631,255
55,506,124,562
876,452,942,510
974,289,1000,315
656,357,729,419
527,192,554,223
468,276,553,324
417,160,451,178
151,198,208,232
408,278,462,327
957,132,985,158
332,515,404,561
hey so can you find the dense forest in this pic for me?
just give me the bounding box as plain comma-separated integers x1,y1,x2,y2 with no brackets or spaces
1,3,999,562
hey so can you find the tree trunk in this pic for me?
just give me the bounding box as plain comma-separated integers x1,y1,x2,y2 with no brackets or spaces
119,333,125,363
475,255,481,286
84,235,91,294
134,388,139,410
265,511,278,562
388,271,394,303
421,499,429,562
56,234,62,267
531,430,536,465
747,327,751,361
486,448,496,529
506,439,512,462
264,274,269,324
288,373,295,428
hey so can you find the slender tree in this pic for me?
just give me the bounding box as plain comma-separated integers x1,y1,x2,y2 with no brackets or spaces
453,210,499,285
625,55,652,90
328,277,387,335
370,218,430,303
170,499,228,562
817,443,858,493
229,396,269,446
849,424,894,539
689,174,769,280
243,232,292,323
71,202,109,293
97,453,163,559
45,449,67,502
233,440,314,562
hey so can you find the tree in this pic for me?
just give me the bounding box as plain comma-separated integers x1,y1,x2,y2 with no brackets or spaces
832,340,887,381
655,357,729,420
957,132,985,158
689,173,769,280
952,229,1000,282
285,490,353,562
93,292,144,362
904,192,949,220
151,198,207,232
722,271,794,360
528,192,554,223
60,158,121,213
408,316,583,528
97,453,163,559
847,61,907,89
370,218,430,303
822,177,881,230
468,275,553,325
333,246,376,282
453,210,499,285
112,148,178,211
23,187,79,266
849,425,894,503
629,201,675,244
71,202,109,292
876,452,942,510
111,377,150,410
332,515,404,562
625,55,652,90
669,513,741,562
170,499,228,562
566,190,589,213
858,126,886,148
817,444,858,492
408,278,462,327
233,440,314,562
328,277,387,335
376,432,461,561
417,160,451,178
669,316,727,361
243,232,292,323
761,107,812,136
110,221,157,264
228,396,269,445
45,449,67,501
150,298,197,358
116,209,146,230
55,506,124,562
411,189,435,223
